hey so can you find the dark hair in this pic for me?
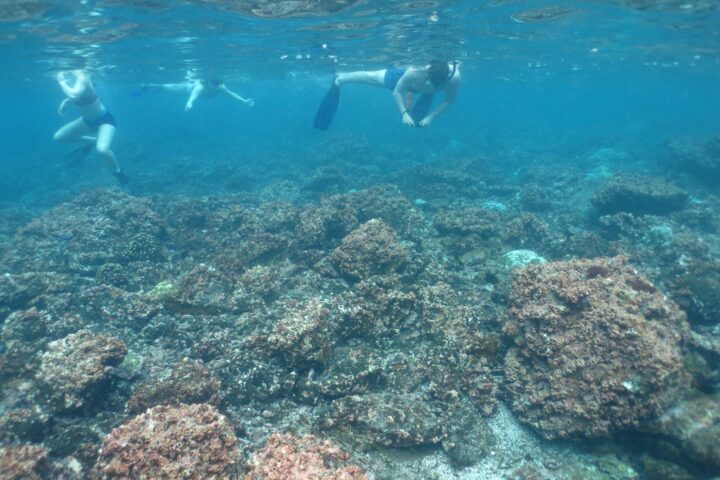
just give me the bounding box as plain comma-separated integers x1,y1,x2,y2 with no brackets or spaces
427,61,450,88
209,78,224,87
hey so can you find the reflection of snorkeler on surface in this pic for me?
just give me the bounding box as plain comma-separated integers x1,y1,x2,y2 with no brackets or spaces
53,70,129,184
137,79,255,111
314,60,460,130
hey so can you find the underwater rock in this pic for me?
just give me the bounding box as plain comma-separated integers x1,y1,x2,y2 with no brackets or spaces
648,392,720,471
433,207,501,237
0,272,71,323
667,258,720,326
500,213,552,249
91,403,240,479
296,196,360,249
36,330,127,413
1,189,166,275
336,274,416,336
592,175,688,215
347,184,413,230
127,359,221,414
230,264,280,312
0,406,51,442
518,183,556,211
245,433,368,480
441,401,497,467
323,393,445,447
165,264,235,314
1,307,68,378
669,135,720,179
641,455,695,480
503,249,547,269
504,257,691,439
0,445,50,480
266,297,336,368
328,219,410,281
95,263,129,288
294,346,383,401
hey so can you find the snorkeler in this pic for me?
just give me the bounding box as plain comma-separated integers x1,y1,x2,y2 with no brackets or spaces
314,61,461,130
53,70,129,184
137,79,254,111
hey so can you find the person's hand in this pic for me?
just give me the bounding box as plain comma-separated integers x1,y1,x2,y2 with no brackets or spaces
185,101,193,111
419,116,434,128
56,71,67,83
402,111,416,127
57,99,67,116
245,98,255,107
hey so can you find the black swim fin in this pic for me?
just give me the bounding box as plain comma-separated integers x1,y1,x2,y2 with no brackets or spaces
314,83,340,130
113,170,130,185
411,93,434,124
63,143,94,168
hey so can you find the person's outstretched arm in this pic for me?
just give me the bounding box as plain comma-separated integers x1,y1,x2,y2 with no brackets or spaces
57,98,70,116
185,81,204,111
393,69,420,127
220,85,254,107
418,71,461,127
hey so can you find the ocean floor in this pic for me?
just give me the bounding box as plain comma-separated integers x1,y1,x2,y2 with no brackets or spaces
1,135,719,479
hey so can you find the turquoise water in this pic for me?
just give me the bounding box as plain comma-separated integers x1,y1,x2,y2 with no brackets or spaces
1,2,720,479
1,0,719,205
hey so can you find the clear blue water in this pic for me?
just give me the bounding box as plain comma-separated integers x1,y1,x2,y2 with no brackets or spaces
1,0,719,206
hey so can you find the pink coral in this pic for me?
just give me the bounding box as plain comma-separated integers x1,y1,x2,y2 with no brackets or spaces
92,403,239,479
245,433,368,480
504,257,690,439
0,445,49,480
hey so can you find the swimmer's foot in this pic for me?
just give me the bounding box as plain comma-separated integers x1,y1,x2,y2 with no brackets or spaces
63,143,94,168
113,170,130,185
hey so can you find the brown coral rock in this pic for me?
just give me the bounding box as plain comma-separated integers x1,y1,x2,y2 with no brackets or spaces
245,433,367,480
36,330,127,412
504,257,690,439
0,445,50,480
127,359,221,414
328,219,410,281
92,403,239,480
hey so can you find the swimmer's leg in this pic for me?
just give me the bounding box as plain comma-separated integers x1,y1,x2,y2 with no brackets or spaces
335,70,386,87
54,118,96,166
96,124,120,172
158,83,193,93
53,117,93,143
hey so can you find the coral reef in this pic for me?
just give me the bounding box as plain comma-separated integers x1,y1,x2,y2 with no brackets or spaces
127,359,221,414
36,330,127,412
591,175,688,215
245,433,368,480
668,135,720,179
504,257,690,439
91,404,239,479
0,445,50,480
1,139,719,480
648,392,720,471
323,393,445,447
327,219,410,281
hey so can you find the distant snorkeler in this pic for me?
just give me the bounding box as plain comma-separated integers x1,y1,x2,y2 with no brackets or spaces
136,79,255,111
53,70,129,184
314,60,461,130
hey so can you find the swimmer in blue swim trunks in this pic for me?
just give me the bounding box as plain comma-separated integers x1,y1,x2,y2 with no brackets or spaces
314,61,460,130
54,70,128,184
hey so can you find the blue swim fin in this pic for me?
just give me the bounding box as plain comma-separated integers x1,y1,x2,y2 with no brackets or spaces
411,93,434,123
314,83,340,130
